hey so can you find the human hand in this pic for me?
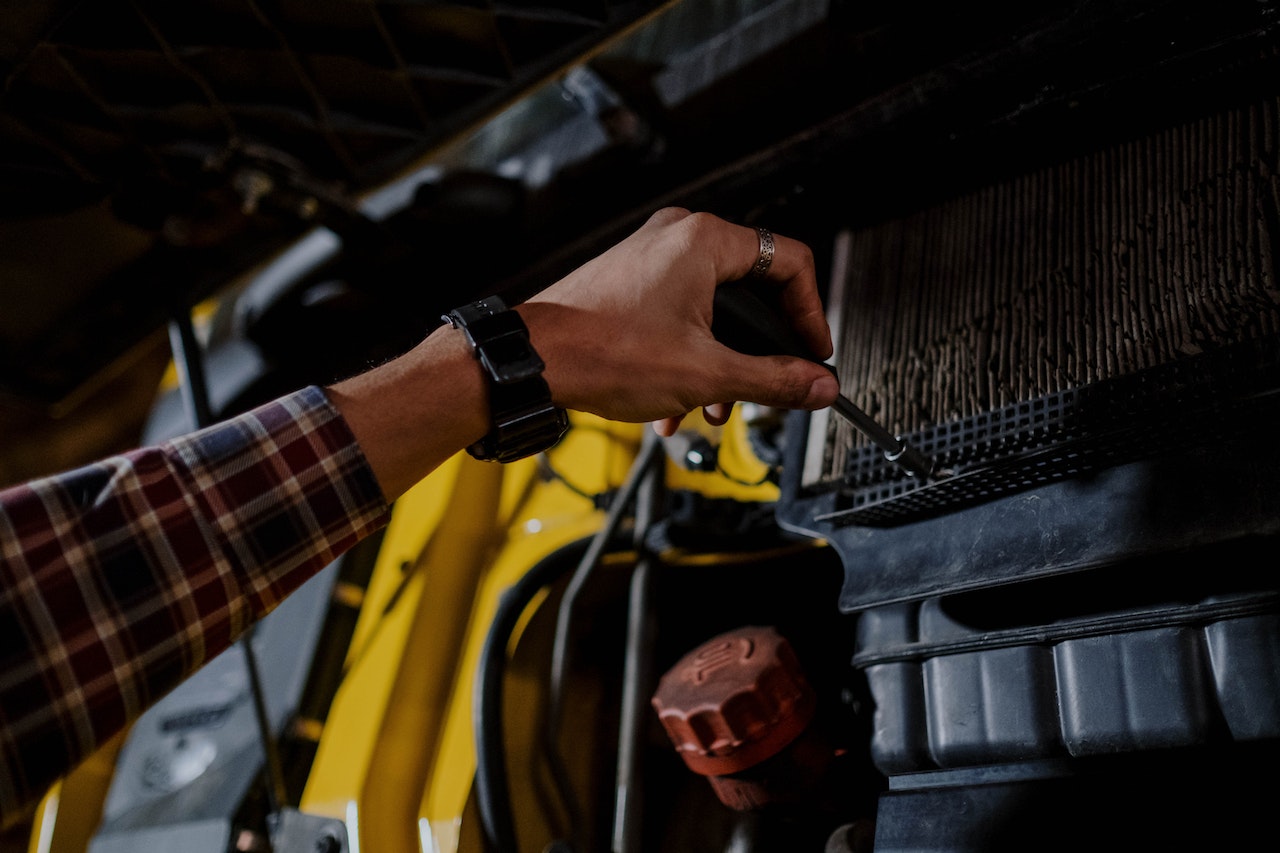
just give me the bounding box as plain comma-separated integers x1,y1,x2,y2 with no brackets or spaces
518,207,840,435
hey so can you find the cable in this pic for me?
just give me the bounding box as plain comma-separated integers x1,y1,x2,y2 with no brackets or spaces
538,426,642,506
537,455,604,503
474,538,593,853
541,432,663,849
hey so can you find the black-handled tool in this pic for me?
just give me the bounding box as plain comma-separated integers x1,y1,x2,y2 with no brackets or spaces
712,278,936,479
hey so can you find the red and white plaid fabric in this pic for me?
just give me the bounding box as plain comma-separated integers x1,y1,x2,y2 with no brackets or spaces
0,386,390,824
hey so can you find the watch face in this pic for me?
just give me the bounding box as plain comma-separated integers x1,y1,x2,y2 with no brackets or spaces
481,333,544,384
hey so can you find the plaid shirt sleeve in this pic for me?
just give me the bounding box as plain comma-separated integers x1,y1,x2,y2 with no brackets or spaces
0,385,391,825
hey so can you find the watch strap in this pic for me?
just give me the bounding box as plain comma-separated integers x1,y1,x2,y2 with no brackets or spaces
444,296,568,463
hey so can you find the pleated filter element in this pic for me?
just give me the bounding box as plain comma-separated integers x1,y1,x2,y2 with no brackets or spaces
810,94,1280,521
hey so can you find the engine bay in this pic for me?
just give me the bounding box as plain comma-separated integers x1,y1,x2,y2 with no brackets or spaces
4,2,1279,851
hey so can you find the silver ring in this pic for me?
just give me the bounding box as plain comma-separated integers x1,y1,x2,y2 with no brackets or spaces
750,226,775,278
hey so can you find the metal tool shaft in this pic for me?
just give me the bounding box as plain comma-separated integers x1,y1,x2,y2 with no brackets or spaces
712,277,936,479
831,395,935,478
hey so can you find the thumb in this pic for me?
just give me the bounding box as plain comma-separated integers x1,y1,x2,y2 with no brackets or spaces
718,351,841,412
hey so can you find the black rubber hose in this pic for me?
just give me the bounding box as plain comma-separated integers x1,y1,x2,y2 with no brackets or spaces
473,537,593,853
477,435,662,852
540,433,663,845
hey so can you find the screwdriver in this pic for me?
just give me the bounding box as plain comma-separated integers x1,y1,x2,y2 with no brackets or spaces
711,278,936,479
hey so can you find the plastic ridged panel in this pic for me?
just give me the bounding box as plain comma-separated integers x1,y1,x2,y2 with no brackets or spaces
855,594,1280,775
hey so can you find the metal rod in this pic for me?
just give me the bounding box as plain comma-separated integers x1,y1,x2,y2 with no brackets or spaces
831,395,935,478
167,316,212,431
544,432,664,847
242,625,289,815
610,434,663,853
611,560,655,853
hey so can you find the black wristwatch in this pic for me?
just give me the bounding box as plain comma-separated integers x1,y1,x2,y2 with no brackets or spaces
443,296,569,463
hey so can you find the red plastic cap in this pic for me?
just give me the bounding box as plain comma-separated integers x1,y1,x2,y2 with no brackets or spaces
651,625,815,777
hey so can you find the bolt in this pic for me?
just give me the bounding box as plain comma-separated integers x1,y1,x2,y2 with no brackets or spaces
313,834,342,853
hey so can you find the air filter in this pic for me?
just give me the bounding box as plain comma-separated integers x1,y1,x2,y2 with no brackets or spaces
803,94,1280,527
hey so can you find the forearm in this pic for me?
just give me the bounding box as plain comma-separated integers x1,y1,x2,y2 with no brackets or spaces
325,318,490,502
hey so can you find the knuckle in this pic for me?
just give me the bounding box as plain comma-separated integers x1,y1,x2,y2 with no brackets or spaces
794,241,815,269
648,206,690,227
681,210,720,240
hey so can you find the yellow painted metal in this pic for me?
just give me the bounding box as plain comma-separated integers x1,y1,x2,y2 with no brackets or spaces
19,404,778,853
411,409,781,852
661,410,780,502
299,455,458,822
26,730,126,853
300,451,506,853
301,412,643,853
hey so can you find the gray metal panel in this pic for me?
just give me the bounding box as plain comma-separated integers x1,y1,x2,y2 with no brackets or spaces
97,561,339,828
89,819,230,853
